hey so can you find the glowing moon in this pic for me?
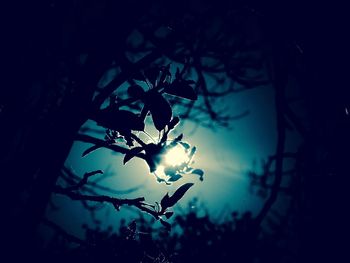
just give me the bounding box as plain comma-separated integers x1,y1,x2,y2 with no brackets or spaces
164,145,189,166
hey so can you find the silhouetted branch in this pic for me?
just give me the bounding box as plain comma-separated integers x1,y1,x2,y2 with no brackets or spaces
254,53,288,227
53,185,159,219
75,133,146,161
61,167,143,195
92,50,162,109
65,170,103,191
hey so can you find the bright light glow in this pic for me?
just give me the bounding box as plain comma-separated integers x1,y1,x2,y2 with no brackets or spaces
164,145,189,166
155,165,165,175
154,165,167,180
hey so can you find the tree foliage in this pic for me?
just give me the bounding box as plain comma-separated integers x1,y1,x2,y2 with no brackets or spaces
1,0,348,262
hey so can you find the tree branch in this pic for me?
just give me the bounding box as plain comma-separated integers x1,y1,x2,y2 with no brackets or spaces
61,167,143,195
92,50,162,110
75,133,147,161
65,170,103,191
254,53,288,227
53,185,159,219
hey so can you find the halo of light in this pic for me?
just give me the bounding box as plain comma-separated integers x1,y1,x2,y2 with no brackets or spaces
155,165,167,179
164,144,189,166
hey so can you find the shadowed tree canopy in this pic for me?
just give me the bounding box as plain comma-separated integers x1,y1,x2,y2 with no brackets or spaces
1,0,349,262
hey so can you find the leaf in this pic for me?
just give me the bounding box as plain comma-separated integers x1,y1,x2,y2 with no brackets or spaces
169,133,183,147
168,173,182,182
127,84,144,98
164,166,184,182
174,133,183,142
82,144,105,157
179,141,190,149
184,167,194,173
164,211,174,219
144,144,163,172
164,80,197,100
144,91,172,131
167,116,180,130
123,146,144,164
145,156,157,173
191,169,204,181
120,131,134,147
188,146,197,160
160,183,194,211
164,166,177,177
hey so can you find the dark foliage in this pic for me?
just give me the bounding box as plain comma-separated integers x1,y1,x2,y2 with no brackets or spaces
1,0,349,262
36,200,302,263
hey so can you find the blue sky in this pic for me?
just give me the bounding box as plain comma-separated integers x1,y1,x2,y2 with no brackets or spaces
43,80,304,239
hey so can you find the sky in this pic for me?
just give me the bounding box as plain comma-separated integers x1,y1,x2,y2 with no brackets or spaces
43,79,303,239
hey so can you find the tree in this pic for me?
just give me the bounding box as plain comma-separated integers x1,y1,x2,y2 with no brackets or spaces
3,0,347,262
1,0,266,256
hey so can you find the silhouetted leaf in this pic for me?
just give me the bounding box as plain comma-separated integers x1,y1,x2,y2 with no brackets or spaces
179,141,190,149
127,84,145,98
145,157,157,173
168,116,180,130
191,169,204,181
168,173,182,182
184,167,194,173
189,146,197,159
164,211,174,219
161,183,194,211
140,105,149,121
123,147,144,164
174,133,183,142
82,144,105,157
145,143,163,157
145,91,172,131
169,134,183,147
164,165,186,182
164,166,177,177
165,80,197,100
120,131,135,147
144,143,163,172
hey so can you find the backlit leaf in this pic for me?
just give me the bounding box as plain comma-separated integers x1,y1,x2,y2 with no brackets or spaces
145,91,172,131
164,80,197,100
168,173,182,182
191,169,204,181
82,144,105,157
123,146,144,164
167,116,180,130
164,211,174,219
160,183,194,211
